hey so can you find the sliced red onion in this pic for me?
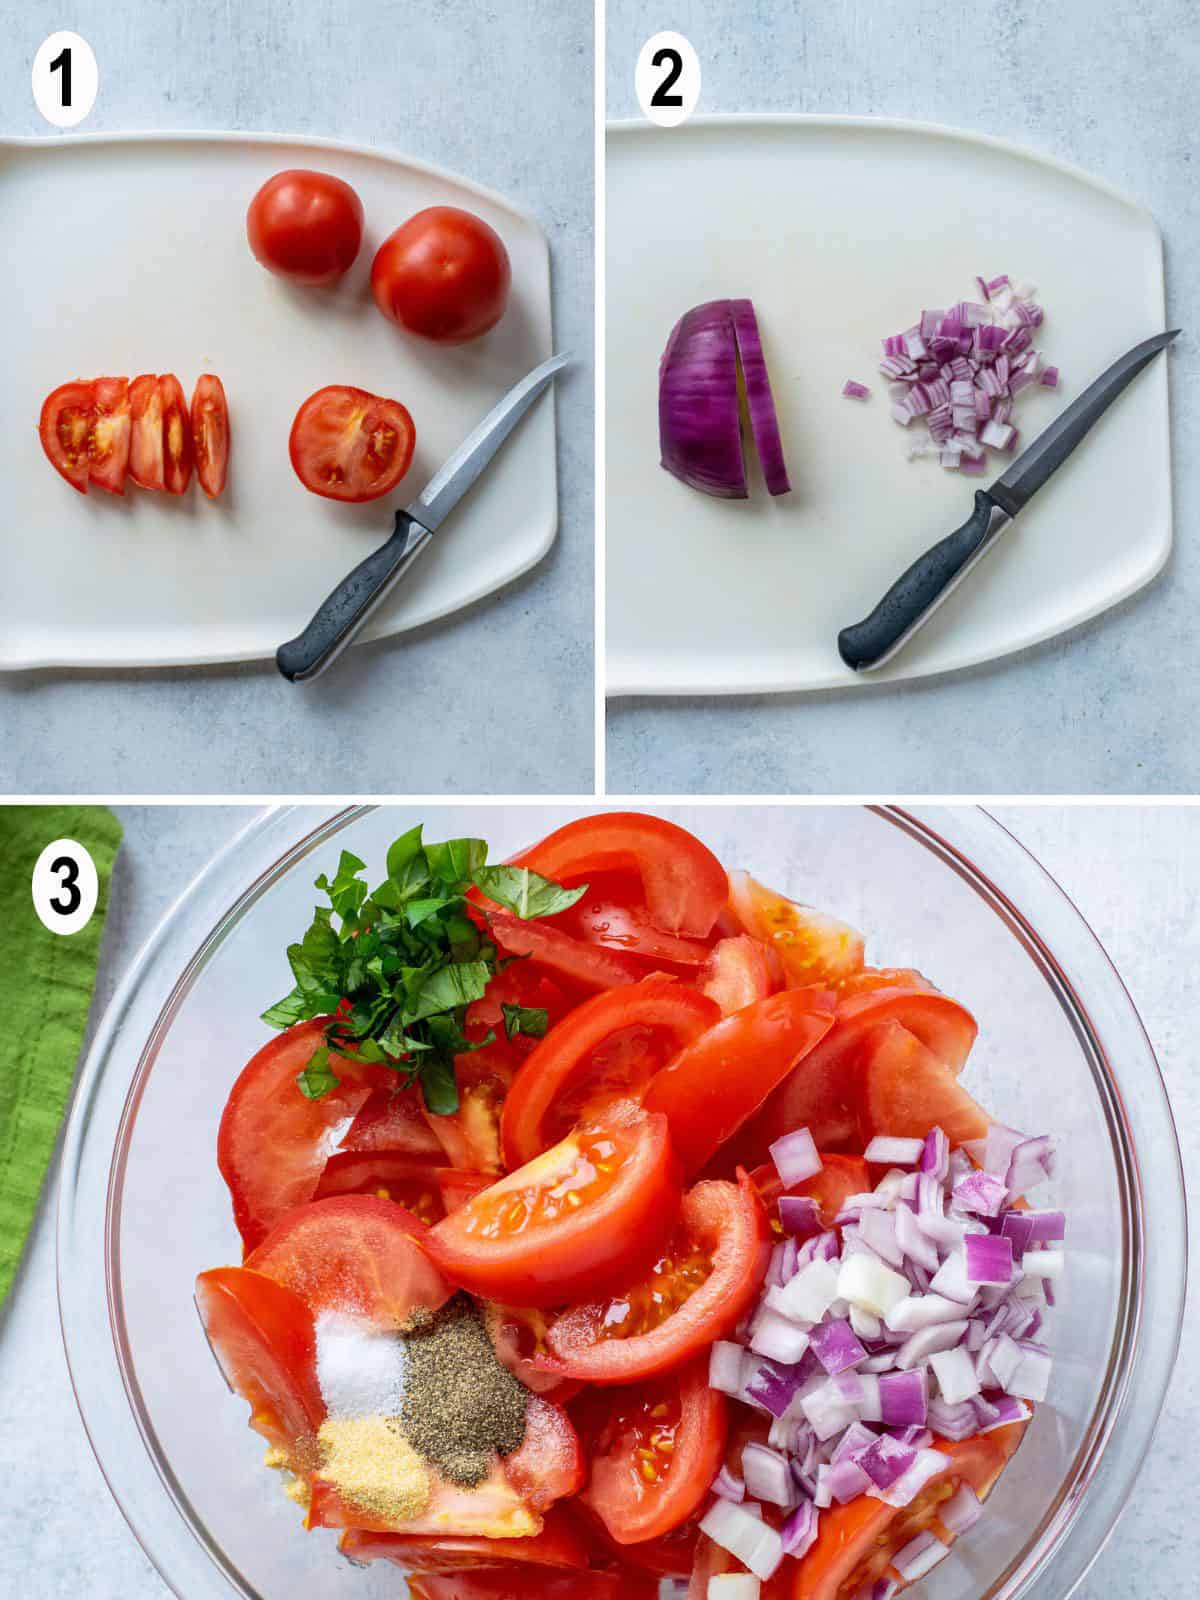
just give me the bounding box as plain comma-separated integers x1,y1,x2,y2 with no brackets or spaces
976,1391,1031,1432
843,379,871,400
780,1499,819,1559
849,1304,882,1342
809,1319,868,1376
878,1369,927,1427
1042,366,1060,388
770,1128,822,1189
712,1465,746,1502
709,1340,745,1396
778,1196,823,1240
1023,1209,1066,1242
941,1482,983,1534
920,1128,950,1181
982,1123,1023,1175
863,1136,924,1167
998,1211,1035,1258
730,299,791,496
837,1254,911,1319
775,1258,840,1324
831,1419,878,1461
965,1234,1014,1286
893,1530,950,1580
823,1455,872,1504
699,1500,785,1581
743,1443,798,1507
1006,1344,1052,1402
929,1250,978,1306
801,1381,859,1442
857,1208,905,1269
895,1203,939,1273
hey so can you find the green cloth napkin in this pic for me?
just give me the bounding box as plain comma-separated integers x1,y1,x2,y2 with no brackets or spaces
0,806,122,1306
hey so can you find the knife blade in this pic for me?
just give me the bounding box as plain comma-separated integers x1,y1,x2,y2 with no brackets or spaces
837,329,1179,673
277,351,570,683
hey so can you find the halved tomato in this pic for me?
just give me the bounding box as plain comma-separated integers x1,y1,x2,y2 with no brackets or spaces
159,373,193,494
245,1194,451,1326
339,1508,589,1572
484,1302,583,1403
751,1152,871,1232
128,374,165,490
500,978,720,1168
509,814,728,938
700,935,780,1015
191,373,230,498
39,381,95,492
790,1426,1027,1600
409,1572,660,1600
87,377,131,494
315,1151,449,1218
218,1018,389,1252
858,1021,991,1146
425,1106,682,1307
541,1172,769,1385
727,871,865,987
574,1357,727,1544
502,1396,586,1511
194,1265,324,1474
643,990,835,1175
289,383,415,502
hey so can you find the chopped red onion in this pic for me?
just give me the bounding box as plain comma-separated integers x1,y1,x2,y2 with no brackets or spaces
896,1322,968,1370
927,1396,980,1440
810,1319,869,1376
699,1500,785,1581
743,1443,798,1508
857,1434,916,1490
780,1499,819,1559
709,1340,745,1396
1042,366,1060,388
893,1530,950,1580
863,1136,924,1167
858,1208,904,1269
953,1171,1009,1217
823,1455,872,1504
712,1465,746,1502
867,1447,946,1508
878,1369,927,1427
965,1234,1014,1286
895,1203,939,1273
920,1128,950,1181
775,1257,840,1324
885,1293,969,1333
750,1308,814,1367
770,1128,822,1189
929,1250,978,1306
941,1482,983,1533
929,1346,982,1405
842,380,871,400
778,1196,823,1239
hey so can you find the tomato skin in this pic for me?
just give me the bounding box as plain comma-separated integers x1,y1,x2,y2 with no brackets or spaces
159,374,193,495
512,814,728,938
700,935,780,1015
501,978,720,1169
87,377,132,494
502,1396,586,1511
489,914,652,996
575,1358,727,1545
246,168,364,285
409,1572,660,1600
39,381,95,492
289,384,415,503
553,869,717,971
194,1265,324,1473
858,1021,991,1146
339,1509,589,1572
128,374,165,490
643,991,835,1175
339,1083,447,1159
191,374,230,498
425,1108,683,1308
542,1171,770,1385
727,872,865,987
371,206,511,344
245,1194,451,1327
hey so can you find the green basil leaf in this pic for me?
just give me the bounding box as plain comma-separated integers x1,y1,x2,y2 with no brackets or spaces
405,961,492,1023
261,986,309,1029
405,896,453,929
472,865,588,920
386,825,425,882
419,1053,460,1116
296,1047,341,1100
426,837,488,888
501,1002,550,1041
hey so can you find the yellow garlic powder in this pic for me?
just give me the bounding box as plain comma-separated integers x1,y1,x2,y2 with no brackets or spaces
317,1416,431,1523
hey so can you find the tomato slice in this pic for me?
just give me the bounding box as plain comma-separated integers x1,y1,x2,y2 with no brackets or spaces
39,381,95,492
425,1106,682,1307
833,965,934,1000
790,1426,1027,1600
510,814,728,938
859,1021,991,1146
716,985,979,1164
488,913,654,996
128,374,165,490
700,935,781,1015
501,978,720,1168
315,1151,450,1218
289,384,416,502
727,872,865,987
339,1083,448,1159
245,1194,451,1327
575,1357,727,1544
502,1395,586,1510
553,869,717,969
409,1571,660,1600
339,1508,589,1571
542,1172,769,1385
194,1265,324,1473
643,991,835,1175
191,373,230,498
87,377,131,494
483,1303,583,1403
751,1152,871,1232
159,373,193,494
218,1018,390,1252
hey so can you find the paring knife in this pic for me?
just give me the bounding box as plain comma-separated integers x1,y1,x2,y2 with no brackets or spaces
277,351,570,682
837,329,1179,673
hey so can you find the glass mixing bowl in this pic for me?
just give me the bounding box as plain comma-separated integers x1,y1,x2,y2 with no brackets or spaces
58,805,1186,1600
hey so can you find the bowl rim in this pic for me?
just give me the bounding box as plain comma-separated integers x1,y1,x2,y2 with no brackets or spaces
56,803,1187,1600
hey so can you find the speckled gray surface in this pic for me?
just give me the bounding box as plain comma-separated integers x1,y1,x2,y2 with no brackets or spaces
0,804,1194,1595
0,0,594,795
605,0,1198,795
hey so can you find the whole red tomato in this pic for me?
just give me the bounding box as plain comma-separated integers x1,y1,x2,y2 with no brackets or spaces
371,206,511,343
246,169,364,286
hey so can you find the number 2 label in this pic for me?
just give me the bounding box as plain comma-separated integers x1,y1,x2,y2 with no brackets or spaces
636,32,701,128
32,839,99,936
32,31,99,129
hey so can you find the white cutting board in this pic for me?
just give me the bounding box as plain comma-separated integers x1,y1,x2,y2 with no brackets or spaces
0,132,555,669
606,116,1171,696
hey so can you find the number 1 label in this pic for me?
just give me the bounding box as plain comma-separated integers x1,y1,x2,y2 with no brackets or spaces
636,32,701,128
32,31,99,128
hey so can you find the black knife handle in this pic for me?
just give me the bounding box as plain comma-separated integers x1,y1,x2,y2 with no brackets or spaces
276,512,432,683
837,491,1008,672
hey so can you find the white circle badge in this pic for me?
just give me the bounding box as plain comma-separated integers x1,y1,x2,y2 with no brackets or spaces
32,838,99,936
636,32,701,128
32,32,99,129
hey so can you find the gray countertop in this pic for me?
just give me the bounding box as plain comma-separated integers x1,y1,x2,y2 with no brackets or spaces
605,0,1198,795
0,0,594,795
0,803,1194,1595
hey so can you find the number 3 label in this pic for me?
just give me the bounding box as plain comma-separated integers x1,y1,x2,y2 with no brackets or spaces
32,839,99,936
32,31,99,129
636,32,701,128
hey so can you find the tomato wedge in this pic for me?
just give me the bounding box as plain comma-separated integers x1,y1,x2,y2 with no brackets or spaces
218,1018,390,1252
426,1107,682,1307
159,373,193,494
310,1452,539,1537
541,1172,769,1385
575,1357,727,1544
727,871,865,987
191,374,230,498
643,991,835,1175
289,384,415,502
86,377,131,494
246,1194,451,1326
128,374,165,490
511,814,728,938
790,1426,1027,1600
502,1395,586,1510
578,1507,701,1576
340,1508,589,1571
339,1082,447,1159
833,965,934,1000
483,1302,582,1403
553,869,717,970
409,1572,660,1600
424,1054,514,1175
488,913,653,996
315,1151,450,1218
39,381,95,492
859,1021,991,1146
700,935,780,1015
501,978,720,1168
194,1265,324,1473
751,1153,871,1231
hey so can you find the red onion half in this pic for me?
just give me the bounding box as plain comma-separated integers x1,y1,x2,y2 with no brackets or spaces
659,298,791,499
